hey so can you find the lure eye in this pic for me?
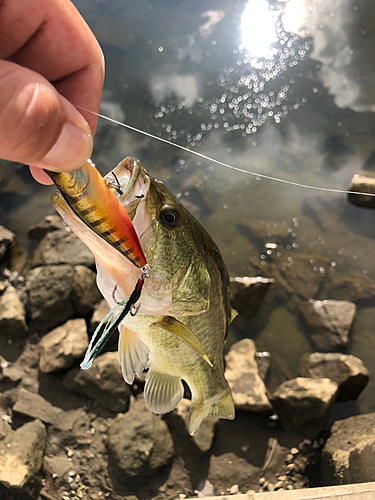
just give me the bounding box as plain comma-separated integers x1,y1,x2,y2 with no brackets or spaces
159,207,180,228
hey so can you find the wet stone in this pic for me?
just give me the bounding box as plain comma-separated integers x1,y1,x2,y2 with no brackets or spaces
28,215,66,241
63,351,131,413
299,352,369,401
322,270,375,303
39,319,89,373
0,225,15,262
225,338,272,413
300,299,356,350
107,398,174,485
230,276,273,325
26,265,76,333
269,377,338,439
236,219,293,248
322,412,375,485
31,228,95,268
347,172,375,208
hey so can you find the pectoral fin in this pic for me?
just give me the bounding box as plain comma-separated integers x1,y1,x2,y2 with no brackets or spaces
152,316,213,367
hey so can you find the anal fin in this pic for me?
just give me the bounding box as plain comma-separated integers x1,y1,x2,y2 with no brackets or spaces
118,326,150,384
188,387,235,436
144,366,184,415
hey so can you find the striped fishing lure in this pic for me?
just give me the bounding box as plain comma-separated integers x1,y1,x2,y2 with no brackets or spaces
45,160,146,268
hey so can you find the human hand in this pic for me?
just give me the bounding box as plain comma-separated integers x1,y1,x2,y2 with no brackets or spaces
0,0,104,184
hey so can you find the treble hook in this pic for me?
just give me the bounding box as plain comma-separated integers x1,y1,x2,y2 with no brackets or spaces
105,172,123,195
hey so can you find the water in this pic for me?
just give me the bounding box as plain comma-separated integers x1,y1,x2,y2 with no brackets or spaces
1,0,375,415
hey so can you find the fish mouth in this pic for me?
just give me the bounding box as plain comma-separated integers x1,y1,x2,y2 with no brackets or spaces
104,157,150,218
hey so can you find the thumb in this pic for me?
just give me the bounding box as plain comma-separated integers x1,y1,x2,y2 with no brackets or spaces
0,61,93,176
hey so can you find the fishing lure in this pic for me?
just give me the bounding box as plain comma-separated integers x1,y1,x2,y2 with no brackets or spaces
81,264,150,369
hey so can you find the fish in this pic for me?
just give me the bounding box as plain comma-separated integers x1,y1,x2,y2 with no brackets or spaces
51,157,235,435
45,159,146,268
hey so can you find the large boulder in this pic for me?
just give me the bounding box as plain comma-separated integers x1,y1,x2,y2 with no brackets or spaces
225,338,272,413
299,352,369,401
322,412,375,484
0,419,47,497
300,299,356,350
63,351,131,413
31,228,95,268
26,265,76,333
38,319,89,373
107,398,174,485
269,377,338,439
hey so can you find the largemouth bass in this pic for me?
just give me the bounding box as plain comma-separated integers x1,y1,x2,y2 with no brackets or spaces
51,157,235,435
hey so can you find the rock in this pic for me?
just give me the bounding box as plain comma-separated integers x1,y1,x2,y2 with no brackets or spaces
0,285,28,340
225,339,272,413
269,377,338,439
164,398,217,456
72,265,101,316
89,299,110,332
27,215,65,241
31,229,95,268
322,412,375,484
322,270,375,303
0,225,15,262
63,351,131,413
26,265,76,333
39,319,89,373
43,454,72,483
1,344,40,393
255,351,271,382
230,276,273,324
236,219,293,248
302,196,340,233
347,172,375,208
299,352,369,402
107,398,174,485
0,419,47,495
300,299,356,350
13,388,63,427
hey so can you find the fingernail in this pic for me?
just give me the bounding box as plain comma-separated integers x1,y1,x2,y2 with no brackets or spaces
42,122,93,170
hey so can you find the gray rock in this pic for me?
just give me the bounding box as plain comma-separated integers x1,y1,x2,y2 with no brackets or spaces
230,276,273,324
26,265,76,333
0,419,47,495
63,351,131,413
27,215,65,241
225,339,272,413
43,455,72,483
0,285,27,339
31,229,95,268
322,412,375,484
300,299,356,350
322,270,375,303
2,344,40,393
13,388,63,427
90,299,110,332
347,172,375,208
269,377,338,439
107,398,174,485
0,225,15,261
299,352,369,402
255,351,271,382
39,319,89,373
72,265,101,316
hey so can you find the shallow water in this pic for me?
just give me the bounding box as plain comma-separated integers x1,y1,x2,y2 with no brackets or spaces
1,0,375,414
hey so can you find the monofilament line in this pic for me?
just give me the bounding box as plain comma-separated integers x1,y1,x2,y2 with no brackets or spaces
78,106,375,198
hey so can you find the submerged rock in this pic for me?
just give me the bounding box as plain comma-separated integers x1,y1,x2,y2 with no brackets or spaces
236,219,293,248
38,318,89,373
0,419,47,496
225,339,272,413
26,265,76,333
27,215,65,241
300,299,356,350
299,352,369,402
322,270,375,303
0,225,15,261
269,377,338,439
62,351,131,413
31,228,95,268
322,412,375,484
347,172,375,208
230,276,273,324
107,398,174,485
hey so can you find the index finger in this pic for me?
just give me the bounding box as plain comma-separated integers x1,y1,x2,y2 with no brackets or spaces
0,0,104,134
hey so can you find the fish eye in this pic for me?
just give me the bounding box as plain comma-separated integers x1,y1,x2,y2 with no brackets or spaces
159,207,180,228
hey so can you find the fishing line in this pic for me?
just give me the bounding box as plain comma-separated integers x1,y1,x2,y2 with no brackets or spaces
77,106,375,199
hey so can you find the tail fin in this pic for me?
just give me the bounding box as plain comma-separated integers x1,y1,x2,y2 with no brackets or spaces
188,387,235,436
